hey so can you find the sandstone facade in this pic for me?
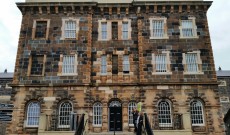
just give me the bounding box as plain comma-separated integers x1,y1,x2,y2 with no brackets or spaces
7,1,224,135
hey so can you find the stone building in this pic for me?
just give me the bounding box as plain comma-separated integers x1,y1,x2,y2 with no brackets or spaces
216,69,230,134
0,70,14,135
7,0,224,135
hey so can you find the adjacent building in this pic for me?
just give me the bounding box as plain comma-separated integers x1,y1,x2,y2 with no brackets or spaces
7,0,224,135
0,70,14,135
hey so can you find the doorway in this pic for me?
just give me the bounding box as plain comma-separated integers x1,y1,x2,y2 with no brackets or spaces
109,100,122,131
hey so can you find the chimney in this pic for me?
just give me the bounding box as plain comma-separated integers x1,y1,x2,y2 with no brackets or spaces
4,69,7,73
218,66,222,71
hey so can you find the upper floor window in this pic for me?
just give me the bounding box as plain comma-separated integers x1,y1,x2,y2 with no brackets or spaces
58,54,78,76
58,101,73,128
102,22,107,40
152,51,171,75
93,102,102,126
101,55,107,75
26,101,40,127
61,18,79,40
123,55,130,73
149,17,168,39
179,17,198,39
183,51,203,74
190,100,204,126
158,100,172,127
128,102,137,126
32,19,50,40
27,54,46,76
122,22,129,40
98,18,131,41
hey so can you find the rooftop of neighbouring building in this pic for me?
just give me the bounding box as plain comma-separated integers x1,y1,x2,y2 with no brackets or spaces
0,69,14,79
216,67,230,77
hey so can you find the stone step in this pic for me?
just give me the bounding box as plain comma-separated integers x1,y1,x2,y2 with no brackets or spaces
87,132,135,135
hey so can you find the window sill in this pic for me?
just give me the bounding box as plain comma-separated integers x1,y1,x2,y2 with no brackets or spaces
152,72,172,75
28,75,44,77
179,36,199,39
25,125,39,128
183,72,204,75
57,73,78,76
129,124,134,127
98,39,109,41
92,125,102,127
150,36,169,40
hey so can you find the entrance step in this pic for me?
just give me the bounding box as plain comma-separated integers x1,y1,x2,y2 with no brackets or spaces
87,132,135,135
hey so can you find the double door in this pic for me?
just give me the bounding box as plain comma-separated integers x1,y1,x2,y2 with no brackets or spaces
109,107,122,131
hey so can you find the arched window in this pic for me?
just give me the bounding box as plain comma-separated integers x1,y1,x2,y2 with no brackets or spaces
190,100,204,126
93,102,102,126
128,102,137,125
26,101,40,127
58,101,73,128
158,100,172,127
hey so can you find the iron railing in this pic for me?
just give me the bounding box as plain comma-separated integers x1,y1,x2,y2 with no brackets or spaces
46,113,82,131
144,113,154,135
152,114,183,130
75,114,86,135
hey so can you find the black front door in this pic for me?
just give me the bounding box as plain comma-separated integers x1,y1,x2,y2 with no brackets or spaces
109,107,122,131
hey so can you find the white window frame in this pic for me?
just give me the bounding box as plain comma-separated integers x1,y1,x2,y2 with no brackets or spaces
158,100,172,127
218,80,227,87
190,100,205,126
123,55,130,73
179,17,198,39
128,102,137,126
58,54,78,76
58,101,73,128
101,55,107,75
93,102,103,127
98,18,132,41
61,18,79,40
152,51,172,75
26,101,40,127
149,17,168,39
183,51,203,74
220,97,229,103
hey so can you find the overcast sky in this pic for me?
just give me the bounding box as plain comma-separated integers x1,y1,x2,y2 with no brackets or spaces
0,0,229,72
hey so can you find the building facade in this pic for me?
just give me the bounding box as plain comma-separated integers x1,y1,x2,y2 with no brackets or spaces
216,70,230,135
7,0,224,135
0,71,13,135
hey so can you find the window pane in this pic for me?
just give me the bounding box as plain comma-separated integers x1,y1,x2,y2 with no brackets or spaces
62,55,76,74
27,102,40,126
101,22,107,40
101,56,107,74
155,54,167,72
152,20,164,37
158,101,172,127
190,100,204,125
93,102,102,125
59,101,73,128
35,21,47,38
185,53,198,72
65,21,76,38
123,55,130,72
128,102,137,124
182,20,194,37
122,22,128,39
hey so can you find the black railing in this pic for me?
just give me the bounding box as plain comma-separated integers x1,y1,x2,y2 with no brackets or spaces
152,114,183,130
46,113,82,131
144,113,154,135
75,114,86,135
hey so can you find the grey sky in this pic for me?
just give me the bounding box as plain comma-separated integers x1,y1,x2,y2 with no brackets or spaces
0,0,229,72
